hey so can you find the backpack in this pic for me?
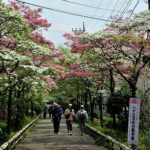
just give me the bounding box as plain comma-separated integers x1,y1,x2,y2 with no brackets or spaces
79,112,86,120
57,107,63,115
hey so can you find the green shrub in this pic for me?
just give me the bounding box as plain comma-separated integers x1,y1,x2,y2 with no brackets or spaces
138,129,150,150
103,118,113,128
0,120,7,130
34,104,42,115
0,121,8,144
23,116,32,125
95,136,112,150
88,119,150,150
87,119,128,148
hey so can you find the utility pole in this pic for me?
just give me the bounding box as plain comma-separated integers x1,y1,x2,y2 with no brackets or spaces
146,0,150,67
129,2,150,150
148,0,150,68
148,0,150,10
145,0,150,9
72,22,85,35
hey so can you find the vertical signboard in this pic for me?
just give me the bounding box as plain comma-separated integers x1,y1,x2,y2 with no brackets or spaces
128,98,141,145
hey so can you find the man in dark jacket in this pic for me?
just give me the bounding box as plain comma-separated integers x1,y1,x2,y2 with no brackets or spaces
51,102,63,134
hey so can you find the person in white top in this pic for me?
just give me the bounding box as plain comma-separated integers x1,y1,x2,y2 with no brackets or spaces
64,103,75,135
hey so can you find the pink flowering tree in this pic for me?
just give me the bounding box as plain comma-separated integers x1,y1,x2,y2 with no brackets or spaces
61,11,150,125
9,0,69,91
9,0,50,30
56,35,104,121
8,1,73,91
77,11,150,98
0,1,60,133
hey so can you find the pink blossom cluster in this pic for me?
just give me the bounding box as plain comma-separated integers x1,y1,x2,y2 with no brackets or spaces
30,32,55,50
41,62,65,71
10,1,51,30
70,42,93,54
69,64,79,69
43,75,52,85
95,81,102,87
64,33,94,54
48,63,66,71
115,65,132,76
58,57,65,63
56,70,92,79
34,50,63,63
63,33,75,41
0,38,18,50
53,50,63,57
36,55,52,61
124,41,142,49
143,46,150,55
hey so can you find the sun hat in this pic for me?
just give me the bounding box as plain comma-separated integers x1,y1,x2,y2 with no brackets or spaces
80,105,84,108
68,103,72,107
53,102,58,106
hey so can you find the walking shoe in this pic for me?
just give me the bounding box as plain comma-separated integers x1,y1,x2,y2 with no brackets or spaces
54,132,59,135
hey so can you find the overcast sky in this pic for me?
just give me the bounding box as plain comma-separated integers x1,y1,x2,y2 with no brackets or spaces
3,0,148,46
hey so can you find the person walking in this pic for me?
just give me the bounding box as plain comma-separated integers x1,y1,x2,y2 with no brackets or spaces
76,105,88,136
51,102,63,134
64,104,75,135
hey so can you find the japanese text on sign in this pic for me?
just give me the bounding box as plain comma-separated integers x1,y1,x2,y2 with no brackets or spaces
127,98,141,145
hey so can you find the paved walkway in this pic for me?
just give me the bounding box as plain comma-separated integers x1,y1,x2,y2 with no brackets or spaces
16,115,107,150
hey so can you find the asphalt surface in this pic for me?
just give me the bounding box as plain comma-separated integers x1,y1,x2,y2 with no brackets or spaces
16,115,107,150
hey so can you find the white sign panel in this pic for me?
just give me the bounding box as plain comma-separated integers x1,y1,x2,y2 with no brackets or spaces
128,98,141,145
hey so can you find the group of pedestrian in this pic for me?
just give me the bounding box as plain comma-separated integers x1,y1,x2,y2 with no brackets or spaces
64,103,88,136
43,102,88,136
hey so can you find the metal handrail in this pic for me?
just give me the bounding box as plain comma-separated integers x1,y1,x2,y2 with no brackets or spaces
0,115,39,150
86,124,132,150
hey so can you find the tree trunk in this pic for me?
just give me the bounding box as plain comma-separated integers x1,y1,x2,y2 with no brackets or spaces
98,94,103,127
84,90,88,111
14,89,21,130
26,100,29,115
76,86,80,109
110,68,115,95
89,89,94,121
31,101,34,118
90,102,94,122
7,89,12,133
112,113,116,128
131,85,136,97
109,68,116,127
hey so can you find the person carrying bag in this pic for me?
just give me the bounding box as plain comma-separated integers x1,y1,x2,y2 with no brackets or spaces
64,103,75,135
76,105,88,136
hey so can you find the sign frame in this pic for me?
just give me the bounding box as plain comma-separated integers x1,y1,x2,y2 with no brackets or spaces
127,98,141,146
